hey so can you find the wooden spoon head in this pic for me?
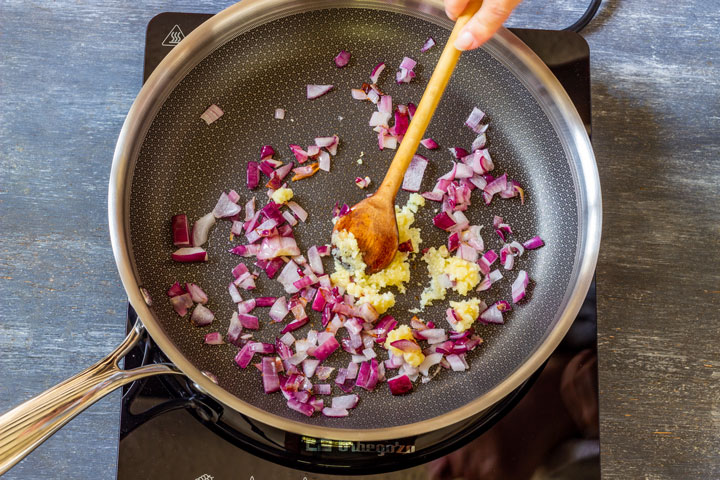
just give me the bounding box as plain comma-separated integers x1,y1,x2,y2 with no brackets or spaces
333,194,398,274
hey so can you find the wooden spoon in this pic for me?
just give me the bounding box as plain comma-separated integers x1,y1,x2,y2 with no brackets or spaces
334,0,483,273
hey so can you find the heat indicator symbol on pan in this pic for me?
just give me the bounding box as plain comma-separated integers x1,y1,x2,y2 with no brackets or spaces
161,25,185,47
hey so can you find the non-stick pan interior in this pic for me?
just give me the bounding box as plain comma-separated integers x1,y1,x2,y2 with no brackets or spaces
129,8,577,430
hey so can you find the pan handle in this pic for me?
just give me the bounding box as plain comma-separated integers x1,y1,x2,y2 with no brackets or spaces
0,320,182,475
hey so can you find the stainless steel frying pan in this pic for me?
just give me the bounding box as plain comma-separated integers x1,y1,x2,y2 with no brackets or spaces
0,0,601,474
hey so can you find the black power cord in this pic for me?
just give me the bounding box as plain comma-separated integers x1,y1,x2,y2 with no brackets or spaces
564,0,602,33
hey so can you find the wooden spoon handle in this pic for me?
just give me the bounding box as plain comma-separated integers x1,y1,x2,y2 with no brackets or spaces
376,0,484,199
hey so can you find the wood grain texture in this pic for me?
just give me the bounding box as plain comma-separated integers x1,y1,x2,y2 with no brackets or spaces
0,0,718,479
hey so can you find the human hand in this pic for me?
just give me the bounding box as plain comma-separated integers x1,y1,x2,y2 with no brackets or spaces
445,0,524,50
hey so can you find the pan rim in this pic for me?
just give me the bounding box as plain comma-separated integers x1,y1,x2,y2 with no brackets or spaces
109,0,601,441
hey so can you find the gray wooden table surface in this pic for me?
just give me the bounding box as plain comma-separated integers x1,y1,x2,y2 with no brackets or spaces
1,0,719,479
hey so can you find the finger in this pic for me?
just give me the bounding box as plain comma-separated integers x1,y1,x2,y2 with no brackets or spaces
444,0,469,21
454,0,523,50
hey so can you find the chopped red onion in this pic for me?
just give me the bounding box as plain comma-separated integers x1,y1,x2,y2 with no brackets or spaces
462,225,484,251
370,62,385,84
369,111,392,127
385,355,403,369
304,144,319,157
418,353,443,376
415,328,448,344
314,136,337,149
253,296,276,307
313,384,332,395
512,270,529,303
281,210,298,226
169,293,193,317
523,236,545,250
287,399,315,417
202,371,219,384
399,154,428,193
421,36,436,52
307,246,324,275
464,107,485,133
204,332,224,345
313,336,340,362
257,236,300,260
262,357,280,393
291,163,320,181
367,89,381,104
185,283,208,304
274,108,286,120
279,332,295,346
446,354,467,372
420,138,439,150
287,201,308,222
479,301,510,325
281,317,308,334
477,268,503,291
346,361,360,380
234,272,257,291
213,192,242,218
190,304,214,327
317,150,331,172
171,247,208,263
331,394,359,409
334,50,351,68
235,342,255,368
316,366,335,380
231,262,249,280
387,374,413,395
229,244,259,258
454,163,474,179
327,135,340,156
390,339,421,353
226,312,243,345
378,130,397,150
378,94,393,114
508,241,525,257
422,190,444,202
190,212,215,247
311,287,328,311
477,249,498,275
259,145,275,160
322,407,348,417
483,173,507,204
307,84,334,100
396,57,417,84
303,358,320,378
227,190,240,204
237,313,259,330
237,298,256,315
351,88,368,100
354,176,371,189
200,104,223,125
246,161,260,190
171,214,191,247
167,282,186,298
448,147,469,159
309,396,324,412
362,347,376,359
355,359,379,391
433,211,456,231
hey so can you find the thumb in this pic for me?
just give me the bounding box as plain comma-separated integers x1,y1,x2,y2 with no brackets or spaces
454,0,523,50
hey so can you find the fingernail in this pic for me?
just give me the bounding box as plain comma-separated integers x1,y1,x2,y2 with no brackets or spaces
454,31,474,51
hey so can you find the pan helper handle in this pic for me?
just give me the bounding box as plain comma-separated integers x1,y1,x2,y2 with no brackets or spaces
0,320,181,475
